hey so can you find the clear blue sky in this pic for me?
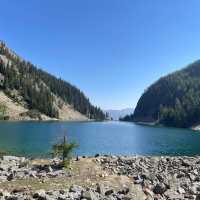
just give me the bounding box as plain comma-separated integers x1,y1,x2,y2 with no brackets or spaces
1,0,200,110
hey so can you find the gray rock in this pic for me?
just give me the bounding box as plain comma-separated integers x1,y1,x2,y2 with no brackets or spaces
105,189,114,196
57,194,67,200
153,183,167,194
44,166,53,173
29,170,37,178
3,156,25,163
133,175,143,184
33,189,46,199
6,196,19,200
118,187,129,195
96,183,104,194
96,183,114,196
178,187,185,194
69,185,84,194
0,189,10,197
7,173,14,181
82,191,99,200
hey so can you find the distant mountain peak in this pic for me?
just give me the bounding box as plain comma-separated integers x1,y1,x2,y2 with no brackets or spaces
105,108,134,120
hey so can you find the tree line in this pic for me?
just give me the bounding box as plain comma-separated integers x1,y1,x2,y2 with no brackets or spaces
0,42,105,120
121,60,200,128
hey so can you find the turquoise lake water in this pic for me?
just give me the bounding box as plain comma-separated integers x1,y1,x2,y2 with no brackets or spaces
0,121,199,157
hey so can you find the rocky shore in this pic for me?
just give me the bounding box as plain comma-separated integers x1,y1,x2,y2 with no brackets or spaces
97,155,200,200
0,155,199,199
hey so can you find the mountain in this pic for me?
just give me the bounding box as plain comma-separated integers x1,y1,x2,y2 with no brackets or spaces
0,41,105,121
105,108,134,120
121,60,200,128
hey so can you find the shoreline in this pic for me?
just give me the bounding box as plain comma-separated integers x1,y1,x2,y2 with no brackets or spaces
135,121,200,132
0,118,98,123
0,155,199,199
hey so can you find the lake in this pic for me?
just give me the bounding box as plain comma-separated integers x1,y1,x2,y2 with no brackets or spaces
0,121,199,157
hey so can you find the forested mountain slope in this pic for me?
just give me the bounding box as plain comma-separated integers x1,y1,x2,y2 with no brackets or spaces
0,41,105,121
121,60,200,128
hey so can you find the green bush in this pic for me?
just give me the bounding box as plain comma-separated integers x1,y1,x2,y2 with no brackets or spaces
52,135,78,168
0,103,8,120
0,149,8,158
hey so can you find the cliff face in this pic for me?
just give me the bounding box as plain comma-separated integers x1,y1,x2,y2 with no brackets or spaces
0,41,105,121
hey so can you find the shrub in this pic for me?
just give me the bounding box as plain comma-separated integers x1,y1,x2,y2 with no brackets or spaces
0,149,8,158
52,135,78,167
0,103,8,120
